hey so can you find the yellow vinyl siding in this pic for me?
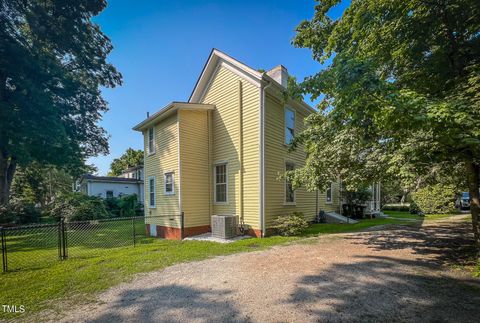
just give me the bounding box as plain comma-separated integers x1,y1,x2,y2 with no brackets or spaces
201,66,260,230
264,94,317,227
178,110,210,228
144,113,181,228
318,181,341,213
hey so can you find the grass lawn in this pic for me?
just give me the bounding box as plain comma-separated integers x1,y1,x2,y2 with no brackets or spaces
303,218,411,235
383,210,464,221
383,210,423,219
0,217,412,320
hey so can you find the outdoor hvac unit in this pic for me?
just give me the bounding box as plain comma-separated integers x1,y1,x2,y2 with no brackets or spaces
211,215,237,239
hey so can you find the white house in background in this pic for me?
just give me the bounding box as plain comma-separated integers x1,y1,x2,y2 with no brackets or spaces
77,166,144,203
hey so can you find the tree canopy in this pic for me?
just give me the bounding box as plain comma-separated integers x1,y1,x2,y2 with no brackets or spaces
289,0,480,251
0,0,122,205
108,148,144,176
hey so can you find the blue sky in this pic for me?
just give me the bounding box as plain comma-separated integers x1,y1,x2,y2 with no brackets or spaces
90,0,349,175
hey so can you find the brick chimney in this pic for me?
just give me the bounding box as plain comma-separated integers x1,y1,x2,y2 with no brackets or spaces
266,65,288,88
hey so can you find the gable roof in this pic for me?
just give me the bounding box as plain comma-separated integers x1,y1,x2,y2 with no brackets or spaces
133,49,316,133
79,174,142,184
133,102,215,132
188,48,316,114
189,49,264,103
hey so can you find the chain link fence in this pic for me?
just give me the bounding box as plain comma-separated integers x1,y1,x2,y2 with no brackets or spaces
1,214,183,272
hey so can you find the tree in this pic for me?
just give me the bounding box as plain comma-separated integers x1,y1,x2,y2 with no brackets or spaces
10,163,79,207
289,0,480,253
108,148,144,176
0,0,122,206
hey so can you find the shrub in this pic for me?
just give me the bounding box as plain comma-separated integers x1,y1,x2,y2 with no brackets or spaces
272,212,309,236
0,199,41,224
411,184,457,214
50,193,110,222
104,194,142,217
382,204,410,212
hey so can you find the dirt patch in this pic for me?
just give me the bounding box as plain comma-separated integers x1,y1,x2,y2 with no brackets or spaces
43,221,480,322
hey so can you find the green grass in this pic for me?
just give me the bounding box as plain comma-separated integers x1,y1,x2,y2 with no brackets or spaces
0,217,410,320
424,213,462,220
303,218,410,235
383,210,464,221
383,210,424,219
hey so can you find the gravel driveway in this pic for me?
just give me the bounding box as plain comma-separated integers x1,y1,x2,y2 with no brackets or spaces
56,220,479,323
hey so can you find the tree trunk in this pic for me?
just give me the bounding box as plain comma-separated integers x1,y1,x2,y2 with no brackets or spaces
466,161,480,259
0,150,16,207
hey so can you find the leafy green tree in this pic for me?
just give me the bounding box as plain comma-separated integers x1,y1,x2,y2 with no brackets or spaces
10,163,77,207
0,0,122,206
289,0,480,252
108,148,144,176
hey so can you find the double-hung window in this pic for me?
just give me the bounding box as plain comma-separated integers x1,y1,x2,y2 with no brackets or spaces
148,176,156,208
285,162,295,203
148,127,155,154
285,108,295,145
214,163,227,203
164,172,174,195
326,182,332,203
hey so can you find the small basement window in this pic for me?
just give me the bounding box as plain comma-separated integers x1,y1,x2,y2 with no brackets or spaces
106,190,114,198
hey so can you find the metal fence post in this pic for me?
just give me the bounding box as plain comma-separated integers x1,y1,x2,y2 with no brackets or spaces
58,221,62,260
180,212,184,240
60,217,68,260
132,217,136,247
1,227,7,272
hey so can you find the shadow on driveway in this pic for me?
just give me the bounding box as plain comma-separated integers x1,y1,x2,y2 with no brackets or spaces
86,285,249,323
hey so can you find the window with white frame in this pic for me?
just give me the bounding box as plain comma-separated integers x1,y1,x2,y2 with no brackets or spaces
285,162,295,203
148,127,155,154
214,163,227,203
148,176,156,207
285,107,295,145
164,172,174,195
326,182,332,203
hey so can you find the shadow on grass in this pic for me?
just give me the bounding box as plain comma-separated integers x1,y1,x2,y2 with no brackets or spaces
346,221,476,267
287,255,480,322
85,285,249,323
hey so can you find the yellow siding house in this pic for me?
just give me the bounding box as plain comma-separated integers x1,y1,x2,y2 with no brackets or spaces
133,49,345,239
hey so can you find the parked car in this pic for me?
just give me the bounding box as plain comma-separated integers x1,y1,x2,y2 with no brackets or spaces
456,192,470,209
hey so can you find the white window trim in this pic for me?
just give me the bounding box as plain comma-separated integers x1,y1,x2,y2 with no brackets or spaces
214,162,228,205
326,182,333,204
148,127,156,155
284,161,296,205
148,176,156,208
164,172,175,196
284,106,296,146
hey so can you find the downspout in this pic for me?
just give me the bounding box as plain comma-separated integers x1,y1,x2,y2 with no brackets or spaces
208,110,213,221
238,81,245,232
260,80,272,237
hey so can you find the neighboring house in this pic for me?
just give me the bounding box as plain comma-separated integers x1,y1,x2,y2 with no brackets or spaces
133,49,380,239
77,166,144,203
117,165,144,181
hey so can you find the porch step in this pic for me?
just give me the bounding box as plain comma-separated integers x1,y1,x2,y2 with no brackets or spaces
325,212,359,224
